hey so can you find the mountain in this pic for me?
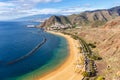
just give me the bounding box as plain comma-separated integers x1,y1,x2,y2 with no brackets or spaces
40,6,120,28
14,14,53,22
39,15,71,27
103,17,120,29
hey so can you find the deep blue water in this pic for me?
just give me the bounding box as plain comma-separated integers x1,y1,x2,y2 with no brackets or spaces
0,21,68,80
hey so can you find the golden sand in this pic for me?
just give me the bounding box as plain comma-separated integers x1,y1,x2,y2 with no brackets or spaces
37,31,84,80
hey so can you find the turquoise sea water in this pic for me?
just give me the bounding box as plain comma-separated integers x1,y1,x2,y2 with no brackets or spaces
0,21,68,80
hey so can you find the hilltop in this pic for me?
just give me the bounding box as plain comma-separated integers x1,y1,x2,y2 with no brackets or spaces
40,6,120,28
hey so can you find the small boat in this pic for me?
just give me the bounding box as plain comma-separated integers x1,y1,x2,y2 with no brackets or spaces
27,25,35,28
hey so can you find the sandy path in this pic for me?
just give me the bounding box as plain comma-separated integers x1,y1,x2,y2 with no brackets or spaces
38,31,84,80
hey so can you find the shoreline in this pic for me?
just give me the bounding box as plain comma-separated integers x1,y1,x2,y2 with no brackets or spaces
37,31,83,80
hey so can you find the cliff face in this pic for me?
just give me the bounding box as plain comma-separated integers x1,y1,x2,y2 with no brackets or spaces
40,6,120,28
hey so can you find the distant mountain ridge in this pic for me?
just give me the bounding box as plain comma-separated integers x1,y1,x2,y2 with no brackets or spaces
40,6,120,28
14,14,53,22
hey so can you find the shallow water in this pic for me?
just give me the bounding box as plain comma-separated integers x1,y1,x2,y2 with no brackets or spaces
0,21,68,80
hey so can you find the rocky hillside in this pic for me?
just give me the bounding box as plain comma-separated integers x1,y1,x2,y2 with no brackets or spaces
64,27,120,80
103,17,120,29
79,29,120,80
40,15,70,27
40,6,120,28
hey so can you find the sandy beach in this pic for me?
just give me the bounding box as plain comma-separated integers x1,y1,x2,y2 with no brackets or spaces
37,31,84,80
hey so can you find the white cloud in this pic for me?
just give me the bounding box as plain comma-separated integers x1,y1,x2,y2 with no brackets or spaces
29,0,62,3
61,7,98,15
113,2,120,7
11,0,62,5
84,3,91,7
30,8,59,14
0,2,14,7
0,0,62,20
23,7,98,16
0,0,100,20
0,6,98,20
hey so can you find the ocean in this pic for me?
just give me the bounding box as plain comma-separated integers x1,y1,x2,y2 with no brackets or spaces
0,21,68,80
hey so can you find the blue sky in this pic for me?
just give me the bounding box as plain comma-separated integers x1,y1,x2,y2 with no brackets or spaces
0,0,120,20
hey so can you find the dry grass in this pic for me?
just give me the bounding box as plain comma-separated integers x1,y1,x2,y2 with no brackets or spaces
64,28,120,80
